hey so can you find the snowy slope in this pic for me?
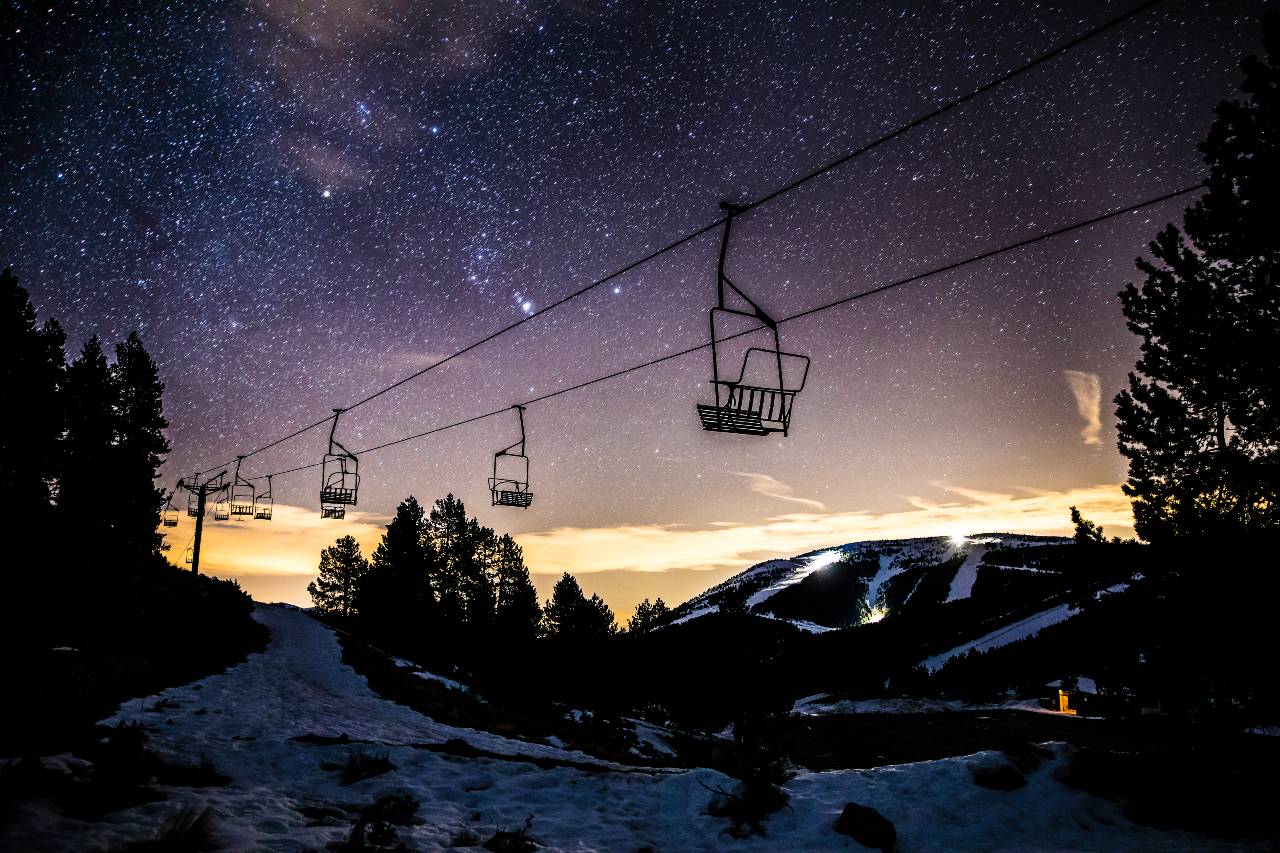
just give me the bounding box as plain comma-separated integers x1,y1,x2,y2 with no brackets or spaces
665,533,1065,631
2,604,1247,851
922,583,1130,672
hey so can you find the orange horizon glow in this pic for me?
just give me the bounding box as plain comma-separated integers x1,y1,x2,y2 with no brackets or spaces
163,481,1135,620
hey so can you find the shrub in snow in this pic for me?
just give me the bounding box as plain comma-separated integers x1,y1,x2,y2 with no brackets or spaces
832,801,896,852
118,805,218,852
483,815,538,852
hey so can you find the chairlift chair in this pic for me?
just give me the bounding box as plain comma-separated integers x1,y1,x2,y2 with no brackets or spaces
696,202,810,437
229,456,256,517
213,491,231,521
186,478,201,517
320,409,359,519
254,475,274,520
162,492,179,527
489,405,533,508
183,542,194,564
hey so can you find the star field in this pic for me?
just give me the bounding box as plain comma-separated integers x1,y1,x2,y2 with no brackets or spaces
1,1,1270,582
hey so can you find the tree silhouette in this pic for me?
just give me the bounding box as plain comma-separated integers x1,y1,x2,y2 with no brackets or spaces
626,597,670,634
358,497,438,637
544,572,616,639
0,269,64,528
112,332,170,558
308,535,369,617
1116,14,1280,542
59,336,117,548
492,533,542,640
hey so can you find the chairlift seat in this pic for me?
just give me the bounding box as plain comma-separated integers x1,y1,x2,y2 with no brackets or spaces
162,514,179,528
254,506,273,521
321,506,346,519
214,507,230,521
230,502,254,516
492,489,533,508
320,486,357,505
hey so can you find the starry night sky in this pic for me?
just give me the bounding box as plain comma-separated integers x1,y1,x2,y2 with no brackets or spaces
2,0,1271,609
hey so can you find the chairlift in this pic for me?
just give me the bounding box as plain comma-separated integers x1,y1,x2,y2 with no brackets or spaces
183,541,194,564
320,408,359,519
230,456,256,517
162,491,179,527
489,405,533,508
254,474,274,521
213,490,231,521
696,202,810,437
186,475,201,517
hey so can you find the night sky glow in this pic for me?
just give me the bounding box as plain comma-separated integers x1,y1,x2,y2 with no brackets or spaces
2,0,1269,613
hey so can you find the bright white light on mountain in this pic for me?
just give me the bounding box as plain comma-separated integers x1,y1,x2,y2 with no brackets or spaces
948,533,969,548
805,549,843,572
865,605,889,624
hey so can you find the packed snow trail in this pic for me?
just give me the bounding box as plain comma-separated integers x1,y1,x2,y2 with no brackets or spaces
4,604,1252,851
945,543,988,602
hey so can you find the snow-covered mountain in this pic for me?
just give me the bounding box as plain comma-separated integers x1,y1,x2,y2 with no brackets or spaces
667,533,1070,634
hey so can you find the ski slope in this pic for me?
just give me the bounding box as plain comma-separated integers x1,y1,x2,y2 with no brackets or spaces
3,602,1242,851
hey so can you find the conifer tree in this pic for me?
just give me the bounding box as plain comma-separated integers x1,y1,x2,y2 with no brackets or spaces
626,597,670,634
358,497,438,634
59,336,118,545
544,572,616,639
492,534,542,640
1116,14,1280,542
112,332,169,558
0,269,64,523
308,535,369,617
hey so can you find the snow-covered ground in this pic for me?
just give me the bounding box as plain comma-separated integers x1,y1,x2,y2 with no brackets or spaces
3,603,1248,851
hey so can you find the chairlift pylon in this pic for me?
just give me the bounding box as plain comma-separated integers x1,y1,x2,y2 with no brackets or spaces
320,408,359,519
230,456,256,517
489,405,533,508
696,201,810,436
254,474,274,521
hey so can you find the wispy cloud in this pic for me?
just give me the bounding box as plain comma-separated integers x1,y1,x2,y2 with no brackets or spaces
519,483,1135,580
732,471,827,511
1064,370,1103,446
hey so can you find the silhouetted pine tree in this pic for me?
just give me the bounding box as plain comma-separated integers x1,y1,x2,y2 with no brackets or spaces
358,497,438,638
308,535,368,617
626,597,670,634
0,269,64,527
59,336,118,548
112,332,169,559
1116,13,1280,542
426,494,497,629
492,534,541,640
543,572,615,640
427,494,468,625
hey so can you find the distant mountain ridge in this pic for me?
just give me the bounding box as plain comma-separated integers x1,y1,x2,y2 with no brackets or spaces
667,533,1070,633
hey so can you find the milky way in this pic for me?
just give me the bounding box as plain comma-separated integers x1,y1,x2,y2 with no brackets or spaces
1,1,1269,604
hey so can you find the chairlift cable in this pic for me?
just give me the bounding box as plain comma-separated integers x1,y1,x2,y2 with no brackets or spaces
242,180,1203,483
193,0,1165,477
